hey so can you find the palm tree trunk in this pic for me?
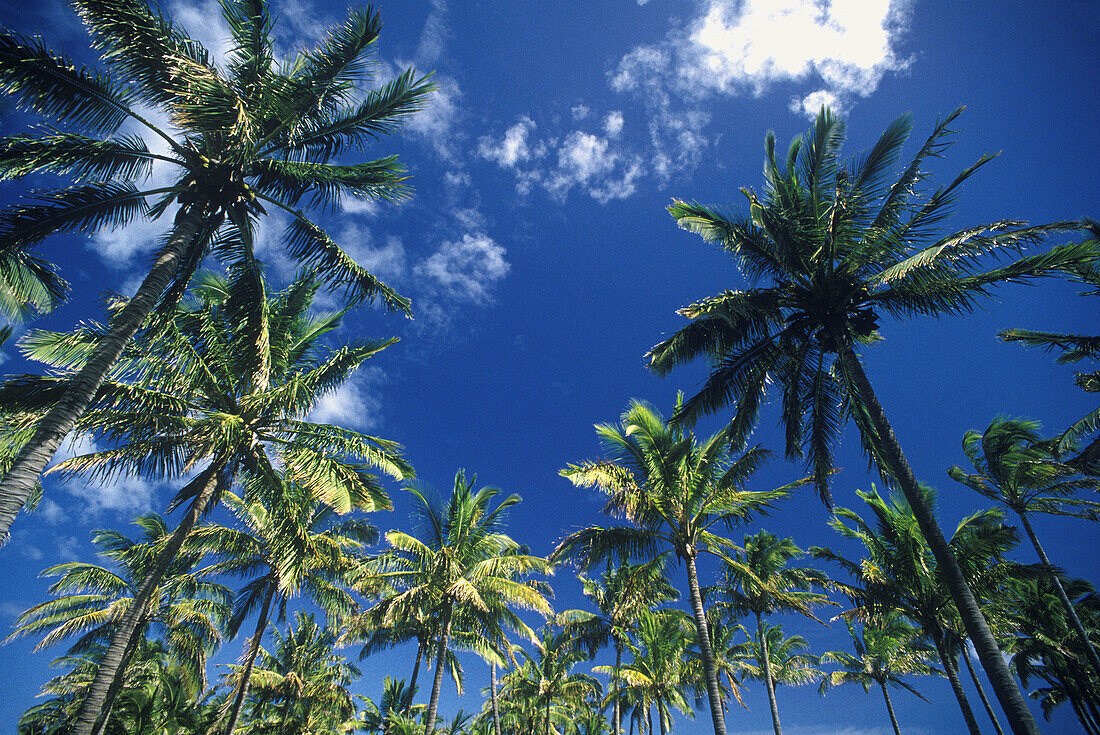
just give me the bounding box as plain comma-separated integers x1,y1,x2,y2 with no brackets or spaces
408,638,426,712
1018,512,1100,680
756,613,783,735
961,643,1006,735
221,582,278,735
656,700,667,735
613,642,623,735
423,603,453,735
683,553,727,735
77,462,223,735
836,341,1039,735
880,681,902,735
490,662,502,735
931,632,983,735
0,207,211,544
545,695,552,735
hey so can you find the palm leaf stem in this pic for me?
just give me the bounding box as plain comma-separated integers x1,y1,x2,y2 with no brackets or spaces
834,337,1038,735
0,205,211,544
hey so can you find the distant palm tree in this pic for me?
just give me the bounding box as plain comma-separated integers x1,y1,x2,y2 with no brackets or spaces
949,415,1100,679
814,486,1021,735
0,272,410,735
557,559,678,735
746,623,822,700
552,398,803,735
246,613,362,735
0,0,433,539
647,108,1095,735
819,613,941,735
511,627,603,735
191,484,376,735
712,531,834,735
5,513,229,689
380,471,553,735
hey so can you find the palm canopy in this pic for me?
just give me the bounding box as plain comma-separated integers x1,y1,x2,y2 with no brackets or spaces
647,107,1095,502
0,270,411,515
0,0,433,541
713,531,834,623
4,514,230,686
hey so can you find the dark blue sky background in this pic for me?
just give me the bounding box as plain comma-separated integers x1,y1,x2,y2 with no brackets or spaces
0,1,1097,732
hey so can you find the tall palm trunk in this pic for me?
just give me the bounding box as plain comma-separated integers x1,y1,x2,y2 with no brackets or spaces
490,662,502,735
0,207,212,543
932,631,982,735
656,700,668,735
423,603,453,735
961,644,1006,735
879,681,902,735
221,583,278,735
683,552,727,735
756,613,782,735
544,695,552,735
408,637,426,713
613,642,623,735
78,462,223,735
1018,512,1100,680
837,341,1039,735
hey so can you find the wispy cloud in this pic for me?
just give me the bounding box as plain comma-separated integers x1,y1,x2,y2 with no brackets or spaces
414,233,509,304
308,366,387,432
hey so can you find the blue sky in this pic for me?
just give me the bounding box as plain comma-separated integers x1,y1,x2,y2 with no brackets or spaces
0,0,1097,732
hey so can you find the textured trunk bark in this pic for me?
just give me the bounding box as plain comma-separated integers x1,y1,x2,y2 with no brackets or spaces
962,643,1006,735
932,633,983,735
0,207,209,544
836,341,1038,735
1019,512,1100,680
490,662,502,735
78,462,223,735
880,681,902,735
221,583,277,735
422,603,452,735
757,613,783,735
684,552,727,735
408,638,425,712
613,642,623,735
656,700,668,735
545,695,553,735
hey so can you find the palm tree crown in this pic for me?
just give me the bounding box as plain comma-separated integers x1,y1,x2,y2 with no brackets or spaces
0,0,434,541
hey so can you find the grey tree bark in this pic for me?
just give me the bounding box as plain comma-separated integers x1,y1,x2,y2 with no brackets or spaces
683,552,727,735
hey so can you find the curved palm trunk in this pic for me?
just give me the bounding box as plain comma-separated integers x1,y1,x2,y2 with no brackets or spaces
961,644,1006,735
1019,512,1100,680
879,681,902,735
221,583,278,735
837,342,1039,735
78,463,222,735
613,642,623,735
423,603,453,735
490,662,502,735
756,613,783,735
683,552,727,735
656,700,668,735
408,637,426,712
0,207,210,544
932,632,982,735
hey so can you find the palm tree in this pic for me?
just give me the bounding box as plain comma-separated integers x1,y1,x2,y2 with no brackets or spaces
646,107,1096,735
190,483,376,735
551,398,802,735
999,229,1100,476
948,415,1100,679
0,272,410,735
743,624,821,726
813,485,1022,735
712,531,834,735
379,471,553,735
244,612,362,735
819,613,941,735
600,610,695,735
0,0,433,541
557,559,678,735
511,627,603,735
5,513,230,689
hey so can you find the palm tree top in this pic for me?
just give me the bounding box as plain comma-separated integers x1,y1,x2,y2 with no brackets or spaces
646,107,1096,501
714,530,836,621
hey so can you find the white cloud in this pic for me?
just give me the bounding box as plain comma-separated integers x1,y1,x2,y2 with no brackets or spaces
790,88,844,118
169,0,233,65
37,498,64,525
416,0,451,67
406,75,464,161
571,104,591,121
414,233,510,303
614,0,910,114
356,236,409,284
477,117,544,168
604,111,625,138
308,367,386,431
50,435,157,516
